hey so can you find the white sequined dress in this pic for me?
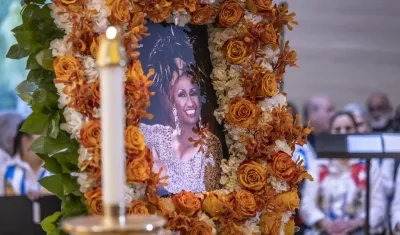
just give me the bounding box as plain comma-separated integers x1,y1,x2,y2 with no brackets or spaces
140,123,222,194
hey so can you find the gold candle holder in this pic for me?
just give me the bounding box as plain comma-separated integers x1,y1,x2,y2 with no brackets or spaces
62,204,166,235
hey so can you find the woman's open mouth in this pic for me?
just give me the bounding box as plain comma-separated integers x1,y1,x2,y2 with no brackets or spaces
185,109,196,117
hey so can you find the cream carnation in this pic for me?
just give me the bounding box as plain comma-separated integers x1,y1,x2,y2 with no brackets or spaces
50,35,72,57
60,107,84,139
77,173,96,193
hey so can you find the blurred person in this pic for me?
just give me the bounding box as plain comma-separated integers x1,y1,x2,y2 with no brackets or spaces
345,103,396,233
0,121,51,199
289,101,319,234
367,92,393,132
300,111,386,235
304,95,335,146
0,112,24,165
391,165,400,234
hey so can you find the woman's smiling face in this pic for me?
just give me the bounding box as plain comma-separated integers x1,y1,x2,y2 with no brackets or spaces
172,74,200,127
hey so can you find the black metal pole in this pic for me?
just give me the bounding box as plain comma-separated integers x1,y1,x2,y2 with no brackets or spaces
365,158,370,235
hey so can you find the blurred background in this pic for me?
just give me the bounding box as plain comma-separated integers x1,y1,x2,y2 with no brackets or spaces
0,0,31,116
285,0,400,110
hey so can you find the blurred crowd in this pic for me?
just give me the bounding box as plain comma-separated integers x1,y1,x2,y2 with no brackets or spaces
291,92,400,235
0,113,50,200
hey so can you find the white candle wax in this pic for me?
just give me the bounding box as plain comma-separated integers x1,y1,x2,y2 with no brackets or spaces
99,66,125,205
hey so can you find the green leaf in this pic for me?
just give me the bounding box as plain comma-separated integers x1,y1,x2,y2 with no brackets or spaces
39,175,64,198
53,152,79,173
49,112,61,139
15,80,38,94
22,0,46,4
20,112,50,134
18,93,33,103
27,53,41,69
61,174,80,195
43,157,63,174
36,49,54,71
62,194,87,218
6,44,30,59
29,132,76,154
22,4,41,20
11,25,24,34
14,31,36,49
32,88,47,103
41,211,63,233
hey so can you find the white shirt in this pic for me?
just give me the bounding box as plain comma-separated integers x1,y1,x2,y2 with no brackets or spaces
391,165,400,231
300,160,386,233
0,157,51,196
293,144,320,180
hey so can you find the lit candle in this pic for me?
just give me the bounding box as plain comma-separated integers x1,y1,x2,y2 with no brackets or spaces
97,26,126,208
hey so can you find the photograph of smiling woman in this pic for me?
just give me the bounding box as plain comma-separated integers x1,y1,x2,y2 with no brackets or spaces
138,23,226,195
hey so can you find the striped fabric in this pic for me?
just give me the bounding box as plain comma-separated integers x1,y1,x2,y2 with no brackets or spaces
1,158,51,196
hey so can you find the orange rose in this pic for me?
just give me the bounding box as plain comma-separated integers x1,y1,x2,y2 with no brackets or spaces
91,80,100,103
217,0,244,27
125,125,145,155
126,154,151,183
80,120,101,149
190,5,216,25
202,192,224,217
172,190,201,217
84,187,103,215
258,72,278,98
145,1,173,23
275,190,300,212
252,22,277,45
235,190,256,217
54,55,83,83
246,0,272,13
108,0,131,23
127,200,149,215
226,98,260,128
188,220,213,235
222,37,250,64
259,212,282,235
237,161,267,191
268,151,296,181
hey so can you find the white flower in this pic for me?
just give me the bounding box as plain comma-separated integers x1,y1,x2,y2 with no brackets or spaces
83,56,99,83
241,219,261,235
88,0,110,33
49,3,74,34
258,93,287,111
77,173,96,193
78,146,91,164
60,107,84,139
274,139,292,155
199,213,217,235
55,83,71,108
268,176,289,193
50,35,72,57
244,10,263,24
125,184,146,203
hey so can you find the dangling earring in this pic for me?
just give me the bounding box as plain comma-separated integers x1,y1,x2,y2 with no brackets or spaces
173,106,181,135
198,115,204,130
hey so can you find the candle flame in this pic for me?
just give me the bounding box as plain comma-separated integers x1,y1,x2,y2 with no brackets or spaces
106,27,117,40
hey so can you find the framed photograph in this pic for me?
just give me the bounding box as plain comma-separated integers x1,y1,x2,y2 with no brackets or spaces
138,23,228,195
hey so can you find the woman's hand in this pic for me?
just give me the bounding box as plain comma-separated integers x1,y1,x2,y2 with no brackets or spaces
152,148,166,178
27,191,40,201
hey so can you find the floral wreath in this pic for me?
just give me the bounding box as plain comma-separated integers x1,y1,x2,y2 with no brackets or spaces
8,0,312,234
